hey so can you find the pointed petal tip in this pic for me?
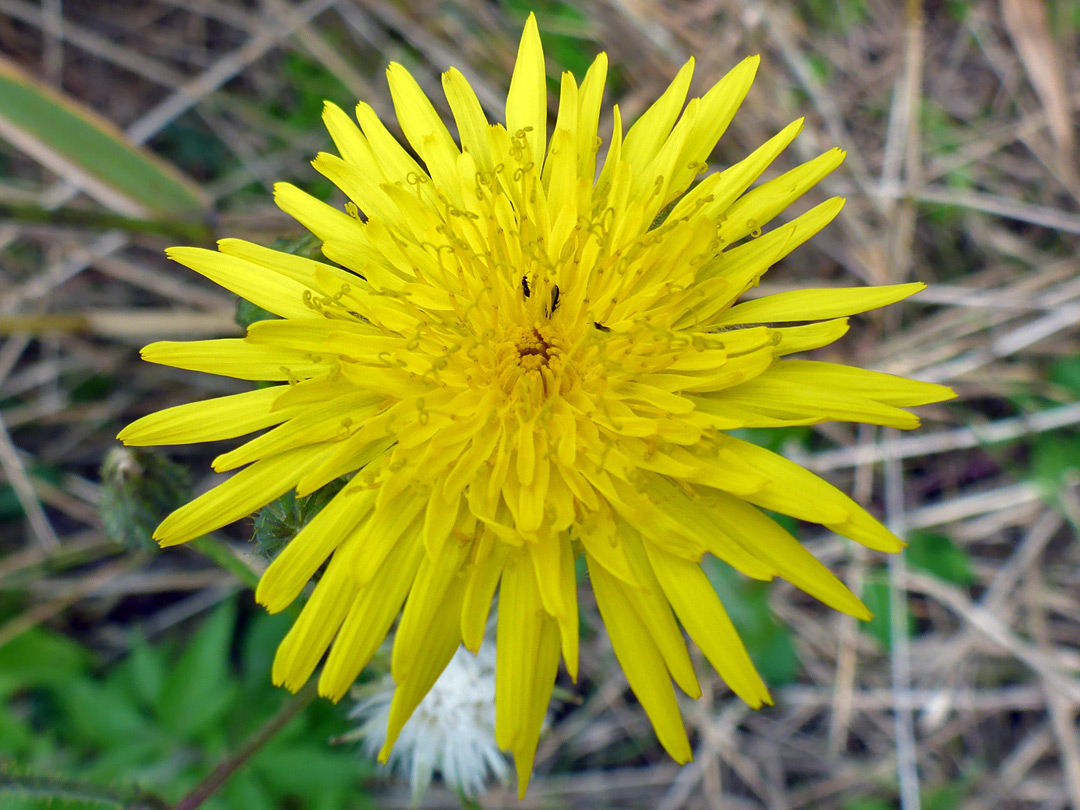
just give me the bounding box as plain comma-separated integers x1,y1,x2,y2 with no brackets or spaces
514,752,534,799
670,743,693,765
461,628,483,654
317,676,347,704
253,580,270,606
253,582,289,616
566,660,579,684
377,740,393,765
155,532,185,548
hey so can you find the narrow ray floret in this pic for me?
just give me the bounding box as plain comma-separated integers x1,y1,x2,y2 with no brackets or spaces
119,13,955,796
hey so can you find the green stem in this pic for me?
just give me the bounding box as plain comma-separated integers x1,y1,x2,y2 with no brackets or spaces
0,201,213,242
457,790,484,809
173,681,318,810
0,769,170,809
190,535,261,591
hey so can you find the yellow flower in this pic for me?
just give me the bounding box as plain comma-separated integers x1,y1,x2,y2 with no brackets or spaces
120,14,953,795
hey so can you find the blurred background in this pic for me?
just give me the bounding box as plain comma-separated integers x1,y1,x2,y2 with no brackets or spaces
1,1,1079,808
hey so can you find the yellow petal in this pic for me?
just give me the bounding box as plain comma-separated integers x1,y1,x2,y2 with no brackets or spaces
719,147,846,244
588,553,693,763
575,52,607,178
217,237,357,288
354,100,427,185
154,446,320,547
621,58,694,176
442,67,493,170
212,390,382,472
644,543,771,707
714,435,904,552
165,247,315,320
696,374,922,430
542,74,578,193
707,492,871,619
771,318,850,356
271,537,358,691
117,386,292,446
386,62,460,186
763,360,956,406
274,181,364,244
619,530,702,698
311,152,401,228
505,12,547,168
380,538,471,756
556,535,579,680
255,484,377,613
351,494,428,587
318,530,425,701
495,551,561,798
141,338,329,381
671,117,803,224
667,55,759,195
717,282,927,325
643,475,776,583
575,506,642,588
595,102,623,192
321,100,380,171
460,529,508,652
714,197,845,299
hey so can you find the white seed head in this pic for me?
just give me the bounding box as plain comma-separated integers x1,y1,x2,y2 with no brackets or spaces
349,643,509,801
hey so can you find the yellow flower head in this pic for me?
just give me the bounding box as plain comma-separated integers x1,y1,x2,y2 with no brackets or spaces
120,14,953,795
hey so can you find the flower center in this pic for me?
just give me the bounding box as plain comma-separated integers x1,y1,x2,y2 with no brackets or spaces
515,326,553,372
493,323,568,402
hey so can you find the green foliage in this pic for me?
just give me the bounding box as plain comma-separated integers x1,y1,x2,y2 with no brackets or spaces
1048,0,1080,33
236,233,323,331
252,479,346,560
842,799,894,810
70,373,118,404
0,463,61,523
99,448,192,551
1030,430,1080,491
0,57,207,216
860,530,974,649
731,426,813,455
861,578,915,649
704,558,801,685
1049,356,1080,397
0,603,372,810
944,0,971,21
500,0,596,78
797,0,870,35
839,774,977,810
805,53,831,84
269,53,353,130
151,114,235,184
235,298,279,330
905,530,975,586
